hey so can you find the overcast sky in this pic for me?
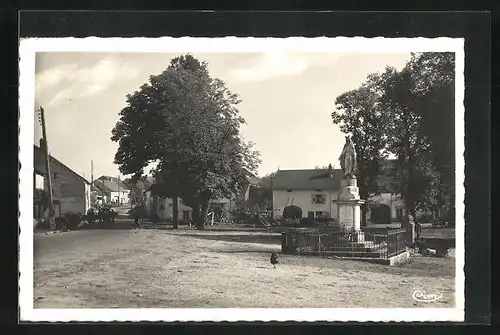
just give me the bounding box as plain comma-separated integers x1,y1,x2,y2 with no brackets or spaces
34,52,410,180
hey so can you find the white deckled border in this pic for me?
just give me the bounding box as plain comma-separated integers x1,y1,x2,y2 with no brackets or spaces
19,37,465,323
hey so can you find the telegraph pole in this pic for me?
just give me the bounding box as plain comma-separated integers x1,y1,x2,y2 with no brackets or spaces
90,160,94,207
270,174,274,221
38,107,56,231
173,196,179,229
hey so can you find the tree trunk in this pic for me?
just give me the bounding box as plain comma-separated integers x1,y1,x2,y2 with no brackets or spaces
361,205,368,227
410,207,418,224
358,179,369,227
199,198,211,229
193,203,202,230
172,196,179,229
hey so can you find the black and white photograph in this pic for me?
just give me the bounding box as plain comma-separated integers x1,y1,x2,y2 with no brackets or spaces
19,37,465,322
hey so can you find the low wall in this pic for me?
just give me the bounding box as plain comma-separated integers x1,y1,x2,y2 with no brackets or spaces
366,223,402,229
359,251,410,266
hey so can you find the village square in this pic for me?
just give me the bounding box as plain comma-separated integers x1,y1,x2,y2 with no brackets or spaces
32,51,456,309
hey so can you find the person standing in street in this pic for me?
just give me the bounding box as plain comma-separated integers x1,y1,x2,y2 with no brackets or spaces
133,206,142,233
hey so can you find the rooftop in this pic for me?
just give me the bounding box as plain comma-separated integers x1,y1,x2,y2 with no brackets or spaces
272,169,343,191
95,176,130,192
34,144,90,184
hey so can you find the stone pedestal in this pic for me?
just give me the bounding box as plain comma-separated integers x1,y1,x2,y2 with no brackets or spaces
402,215,416,244
334,178,365,234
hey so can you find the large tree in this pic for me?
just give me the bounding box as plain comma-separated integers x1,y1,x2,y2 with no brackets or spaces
332,76,388,225
111,54,260,229
332,53,455,225
407,52,455,210
377,62,449,224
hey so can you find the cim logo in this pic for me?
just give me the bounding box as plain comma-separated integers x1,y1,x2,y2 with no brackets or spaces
412,290,443,303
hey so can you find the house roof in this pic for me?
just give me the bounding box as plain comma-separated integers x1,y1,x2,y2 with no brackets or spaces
34,145,90,184
97,176,130,191
92,180,112,194
134,177,154,192
95,177,130,192
272,169,343,191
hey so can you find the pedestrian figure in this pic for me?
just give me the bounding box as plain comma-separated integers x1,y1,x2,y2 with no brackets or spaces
134,215,140,233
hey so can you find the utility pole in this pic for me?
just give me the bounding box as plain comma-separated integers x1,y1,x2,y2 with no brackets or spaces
173,196,179,229
38,107,56,231
117,175,121,206
90,160,94,207
270,175,274,221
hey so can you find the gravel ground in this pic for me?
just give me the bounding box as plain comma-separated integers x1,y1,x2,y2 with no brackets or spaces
33,228,455,308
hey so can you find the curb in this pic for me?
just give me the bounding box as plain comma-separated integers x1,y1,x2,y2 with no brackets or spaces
34,229,71,235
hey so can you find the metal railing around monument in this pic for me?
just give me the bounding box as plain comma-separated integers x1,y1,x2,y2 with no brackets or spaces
281,227,408,260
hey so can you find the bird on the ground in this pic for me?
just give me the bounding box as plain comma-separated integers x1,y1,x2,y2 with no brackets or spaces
270,252,279,269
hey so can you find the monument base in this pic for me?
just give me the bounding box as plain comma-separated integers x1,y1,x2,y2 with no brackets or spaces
334,178,365,232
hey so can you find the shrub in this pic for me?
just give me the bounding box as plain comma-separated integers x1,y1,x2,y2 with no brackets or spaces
55,217,66,230
299,218,315,227
86,208,98,224
37,218,50,230
63,212,82,229
129,205,147,218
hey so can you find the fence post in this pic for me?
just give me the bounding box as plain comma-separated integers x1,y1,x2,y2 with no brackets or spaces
396,232,399,256
281,232,287,253
318,235,321,255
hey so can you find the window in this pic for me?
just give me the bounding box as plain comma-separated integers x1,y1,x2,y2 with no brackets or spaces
287,190,292,193
307,211,314,219
311,193,326,204
183,210,190,221
35,174,44,190
315,211,324,219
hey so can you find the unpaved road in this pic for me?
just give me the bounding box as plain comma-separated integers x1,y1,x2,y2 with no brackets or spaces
34,228,456,308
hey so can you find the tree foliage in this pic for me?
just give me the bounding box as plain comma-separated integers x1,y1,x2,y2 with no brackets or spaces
123,175,150,205
407,52,455,203
112,54,261,229
243,174,275,212
379,54,454,222
332,52,455,223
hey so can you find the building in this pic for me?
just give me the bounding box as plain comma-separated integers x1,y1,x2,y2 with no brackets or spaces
271,166,448,227
91,182,109,206
271,168,342,220
365,193,406,229
144,176,258,223
144,195,234,223
34,144,91,220
144,190,236,223
124,176,155,205
93,176,130,205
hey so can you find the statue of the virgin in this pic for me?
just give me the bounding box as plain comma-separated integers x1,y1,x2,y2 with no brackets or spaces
339,136,357,179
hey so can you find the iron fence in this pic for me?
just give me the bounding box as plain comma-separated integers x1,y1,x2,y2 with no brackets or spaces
281,227,408,260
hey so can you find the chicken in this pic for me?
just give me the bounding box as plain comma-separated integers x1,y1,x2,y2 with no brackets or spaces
270,252,279,269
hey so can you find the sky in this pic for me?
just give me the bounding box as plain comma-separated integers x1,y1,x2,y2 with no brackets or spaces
34,52,411,180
